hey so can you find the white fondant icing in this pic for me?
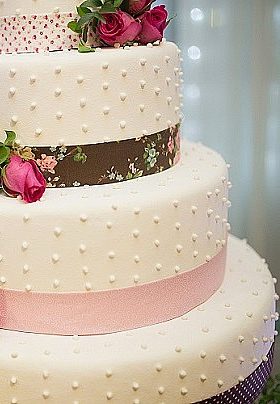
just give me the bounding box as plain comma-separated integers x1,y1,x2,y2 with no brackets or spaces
0,42,181,146
0,236,276,403
0,142,229,292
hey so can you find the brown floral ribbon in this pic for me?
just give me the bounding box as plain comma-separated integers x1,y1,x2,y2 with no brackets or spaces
32,125,181,188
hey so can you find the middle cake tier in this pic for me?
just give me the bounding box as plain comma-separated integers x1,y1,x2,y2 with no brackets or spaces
0,141,229,294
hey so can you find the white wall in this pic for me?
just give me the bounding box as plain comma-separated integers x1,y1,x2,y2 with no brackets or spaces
157,0,280,277
157,0,280,371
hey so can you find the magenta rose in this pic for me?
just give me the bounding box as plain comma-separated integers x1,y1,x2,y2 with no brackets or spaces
127,0,151,14
138,5,168,44
97,11,141,46
3,155,46,203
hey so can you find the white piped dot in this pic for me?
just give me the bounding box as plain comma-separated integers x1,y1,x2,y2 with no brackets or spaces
179,370,187,379
54,88,61,97
103,106,110,115
108,251,115,259
42,390,50,399
80,98,86,108
29,75,36,84
54,227,62,237
82,124,88,133
10,68,17,77
120,120,126,129
52,254,60,263
79,244,86,253
85,282,92,291
22,241,29,251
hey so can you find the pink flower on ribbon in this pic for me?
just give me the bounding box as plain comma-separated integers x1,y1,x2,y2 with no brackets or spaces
167,135,175,153
138,5,168,44
127,0,151,14
3,155,46,203
97,11,141,46
36,154,58,174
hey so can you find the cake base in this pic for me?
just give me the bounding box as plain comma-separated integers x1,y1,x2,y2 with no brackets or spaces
199,344,274,403
0,236,276,403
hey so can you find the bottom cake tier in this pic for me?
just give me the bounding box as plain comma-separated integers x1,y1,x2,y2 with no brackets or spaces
0,235,277,404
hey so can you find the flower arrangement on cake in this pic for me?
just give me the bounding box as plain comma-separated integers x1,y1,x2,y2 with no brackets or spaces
0,131,46,203
68,0,171,52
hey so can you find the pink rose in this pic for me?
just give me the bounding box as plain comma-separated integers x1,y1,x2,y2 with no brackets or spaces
97,11,141,46
3,155,46,203
138,5,168,44
127,0,151,14
37,154,58,174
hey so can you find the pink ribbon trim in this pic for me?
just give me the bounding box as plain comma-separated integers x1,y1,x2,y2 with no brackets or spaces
0,247,226,336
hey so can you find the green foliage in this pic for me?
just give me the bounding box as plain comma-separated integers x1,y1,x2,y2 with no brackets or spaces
78,39,96,53
0,145,10,165
126,170,143,180
4,131,16,146
68,0,124,36
67,0,127,51
73,147,87,164
258,374,280,403
0,130,17,165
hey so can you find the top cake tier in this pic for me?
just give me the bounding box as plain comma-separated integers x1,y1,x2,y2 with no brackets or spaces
0,0,82,53
0,0,80,16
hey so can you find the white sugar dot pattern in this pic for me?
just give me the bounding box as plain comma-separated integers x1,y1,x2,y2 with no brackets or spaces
199,345,274,403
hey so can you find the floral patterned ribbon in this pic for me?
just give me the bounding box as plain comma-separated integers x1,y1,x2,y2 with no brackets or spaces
198,344,274,403
33,125,180,188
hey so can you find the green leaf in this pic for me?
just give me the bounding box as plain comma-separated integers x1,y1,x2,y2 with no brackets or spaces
114,0,124,7
134,170,143,178
120,0,129,11
78,12,97,26
81,154,87,163
78,11,105,26
78,41,96,53
100,3,116,13
81,0,103,8
4,130,16,146
82,25,89,42
77,6,92,16
0,145,10,165
93,12,106,22
67,21,82,33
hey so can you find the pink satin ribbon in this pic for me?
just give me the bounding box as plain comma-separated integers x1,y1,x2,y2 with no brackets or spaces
0,247,226,335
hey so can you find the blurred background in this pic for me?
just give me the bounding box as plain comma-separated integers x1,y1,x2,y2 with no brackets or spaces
155,0,280,371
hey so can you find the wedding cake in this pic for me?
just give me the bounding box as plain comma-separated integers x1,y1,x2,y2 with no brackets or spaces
0,1,278,403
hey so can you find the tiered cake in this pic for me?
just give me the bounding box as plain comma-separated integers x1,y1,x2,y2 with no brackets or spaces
0,1,278,403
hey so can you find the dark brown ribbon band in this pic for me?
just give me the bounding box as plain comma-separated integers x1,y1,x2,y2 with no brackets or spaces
31,125,180,188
